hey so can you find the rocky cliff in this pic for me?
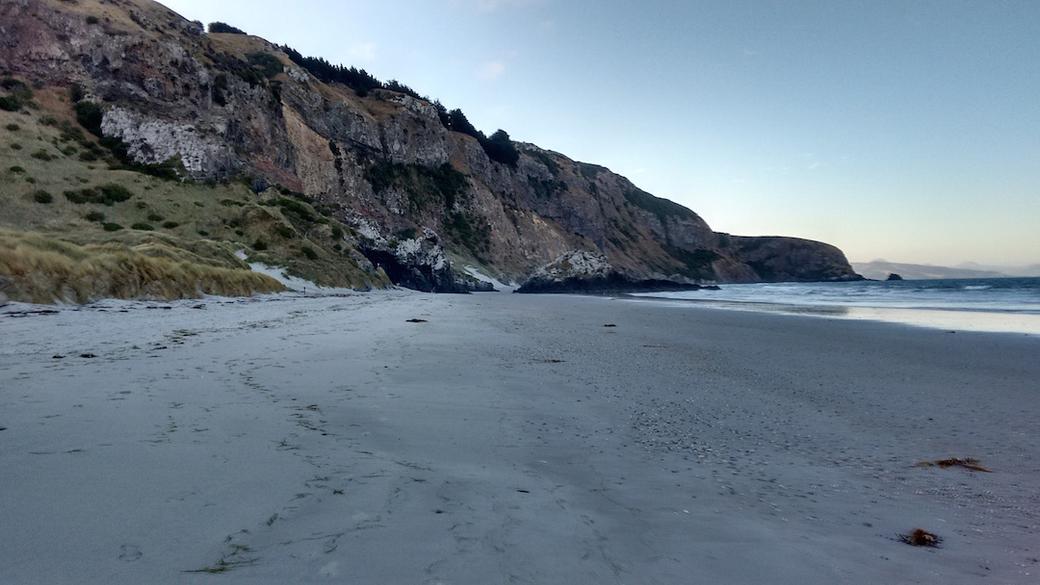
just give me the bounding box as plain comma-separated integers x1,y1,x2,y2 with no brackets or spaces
0,0,861,292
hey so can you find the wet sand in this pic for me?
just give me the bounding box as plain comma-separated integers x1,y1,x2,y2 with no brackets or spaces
1,291,1037,584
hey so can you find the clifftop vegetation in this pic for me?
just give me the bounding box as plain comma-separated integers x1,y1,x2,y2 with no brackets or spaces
272,37,519,166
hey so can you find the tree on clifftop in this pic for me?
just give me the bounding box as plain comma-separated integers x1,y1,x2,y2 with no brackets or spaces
446,109,482,140
483,130,520,166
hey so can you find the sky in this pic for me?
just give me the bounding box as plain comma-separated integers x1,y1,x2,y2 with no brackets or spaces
161,0,1039,266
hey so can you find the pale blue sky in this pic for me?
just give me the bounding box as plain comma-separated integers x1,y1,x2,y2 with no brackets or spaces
163,0,1039,265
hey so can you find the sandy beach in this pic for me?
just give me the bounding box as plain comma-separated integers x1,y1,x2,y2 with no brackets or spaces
1,291,1037,584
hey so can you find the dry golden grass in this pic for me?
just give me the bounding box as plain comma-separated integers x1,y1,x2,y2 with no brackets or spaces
0,230,284,304
207,33,290,67
0,97,386,293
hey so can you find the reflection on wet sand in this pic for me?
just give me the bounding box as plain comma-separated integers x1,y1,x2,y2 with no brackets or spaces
625,296,1040,335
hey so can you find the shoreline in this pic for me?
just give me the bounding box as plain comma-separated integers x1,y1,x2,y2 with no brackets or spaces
1,292,1037,584
623,292,1040,336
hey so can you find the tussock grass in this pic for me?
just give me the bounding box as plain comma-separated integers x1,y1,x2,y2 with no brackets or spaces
0,230,284,304
0,94,386,293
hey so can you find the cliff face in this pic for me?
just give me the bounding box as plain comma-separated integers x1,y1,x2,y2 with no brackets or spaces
0,0,861,289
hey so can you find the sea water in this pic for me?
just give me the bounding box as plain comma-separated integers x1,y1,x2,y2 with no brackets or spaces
631,277,1040,334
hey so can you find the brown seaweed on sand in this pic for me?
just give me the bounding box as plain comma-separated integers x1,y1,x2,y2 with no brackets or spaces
901,528,942,547
915,458,992,472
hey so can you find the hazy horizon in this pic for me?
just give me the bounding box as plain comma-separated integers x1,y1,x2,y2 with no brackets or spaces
162,0,1039,266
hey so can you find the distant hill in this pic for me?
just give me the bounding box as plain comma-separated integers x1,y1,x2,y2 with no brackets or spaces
955,262,1040,277
852,260,1038,280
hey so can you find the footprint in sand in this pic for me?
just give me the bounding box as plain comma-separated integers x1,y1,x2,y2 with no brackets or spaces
118,544,142,561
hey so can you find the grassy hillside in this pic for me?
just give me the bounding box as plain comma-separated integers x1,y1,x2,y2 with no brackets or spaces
0,82,388,303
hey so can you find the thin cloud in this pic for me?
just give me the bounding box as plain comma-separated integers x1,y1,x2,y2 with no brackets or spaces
475,0,544,12
347,42,377,62
478,60,506,80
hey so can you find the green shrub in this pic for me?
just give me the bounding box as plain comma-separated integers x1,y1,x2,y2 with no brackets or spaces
482,129,519,166
130,222,154,231
74,102,103,136
197,229,209,236
527,176,567,199
444,211,490,256
247,52,283,78
623,187,695,222
365,161,468,212
85,211,105,222
78,151,98,162
4,123,18,131
130,155,183,181
279,44,383,96
57,120,86,143
30,149,54,161
86,15,99,25
9,166,25,173
274,197,315,222
32,190,53,204
147,213,164,222
98,184,132,203
445,108,480,138
63,184,133,206
300,246,318,260
102,222,123,231
9,143,21,151
252,240,268,251
208,22,246,34
0,96,21,111
275,225,295,238
211,73,229,107
330,225,344,240
161,221,179,229
0,79,30,106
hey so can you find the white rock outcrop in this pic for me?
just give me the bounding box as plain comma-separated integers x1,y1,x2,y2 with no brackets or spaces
100,107,232,177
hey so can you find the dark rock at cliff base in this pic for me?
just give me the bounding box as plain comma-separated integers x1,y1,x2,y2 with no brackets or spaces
886,273,904,281
516,275,707,294
355,226,489,293
515,251,709,294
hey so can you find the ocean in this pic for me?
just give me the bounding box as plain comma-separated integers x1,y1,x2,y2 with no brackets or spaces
630,277,1040,335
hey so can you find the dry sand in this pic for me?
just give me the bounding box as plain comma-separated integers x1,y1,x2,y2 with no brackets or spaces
0,291,1037,584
